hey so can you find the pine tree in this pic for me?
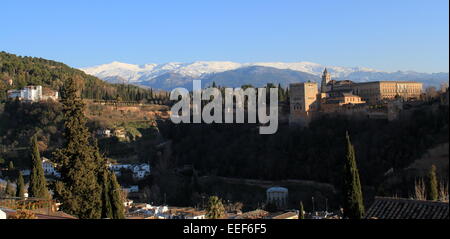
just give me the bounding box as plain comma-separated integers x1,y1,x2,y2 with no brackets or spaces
29,135,50,199
8,161,14,170
342,132,365,219
53,77,102,219
298,201,305,219
16,171,25,198
206,196,225,219
428,165,439,201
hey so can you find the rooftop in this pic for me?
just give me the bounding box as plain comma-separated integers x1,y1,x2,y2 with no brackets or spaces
267,187,288,193
355,81,423,85
234,209,269,219
271,211,298,219
365,197,449,219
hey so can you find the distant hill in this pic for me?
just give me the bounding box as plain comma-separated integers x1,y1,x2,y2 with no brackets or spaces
139,72,197,90
138,66,320,89
0,52,158,102
199,66,320,88
82,60,449,90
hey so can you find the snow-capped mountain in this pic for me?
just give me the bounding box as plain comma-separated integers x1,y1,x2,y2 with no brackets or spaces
82,61,380,82
81,61,448,90
82,61,243,83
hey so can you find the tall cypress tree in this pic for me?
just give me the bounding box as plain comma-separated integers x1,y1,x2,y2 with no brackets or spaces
108,171,125,219
8,161,14,170
16,171,25,198
298,201,305,219
342,132,365,219
29,135,50,199
100,167,113,219
428,165,439,201
99,169,125,219
53,77,102,219
95,142,124,219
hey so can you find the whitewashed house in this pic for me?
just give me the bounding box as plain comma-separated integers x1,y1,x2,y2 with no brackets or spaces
7,86,58,102
0,209,6,219
132,164,151,179
110,164,132,171
96,129,112,138
108,163,150,180
109,164,133,177
123,185,139,193
123,199,134,208
21,169,31,176
42,158,60,177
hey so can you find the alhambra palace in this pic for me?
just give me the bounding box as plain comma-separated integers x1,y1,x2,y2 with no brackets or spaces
289,69,425,126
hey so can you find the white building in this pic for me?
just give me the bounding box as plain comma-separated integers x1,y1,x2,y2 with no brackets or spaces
266,187,289,209
183,212,207,219
20,159,59,178
21,169,31,176
123,199,134,208
109,163,151,180
109,164,132,171
7,85,58,102
42,158,60,177
0,209,6,219
132,164,151,179
109,164,132,177
123,185,139,193
96,129,112,138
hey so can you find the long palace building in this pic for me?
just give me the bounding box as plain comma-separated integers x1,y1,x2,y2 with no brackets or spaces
351,81,422,104
321,68,422,103
289,68,423,125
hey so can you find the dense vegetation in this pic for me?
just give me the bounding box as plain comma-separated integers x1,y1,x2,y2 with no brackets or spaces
0,51,448,213
0,100,64,168
0,51,165,102
160,104,449,201
50,78,124,219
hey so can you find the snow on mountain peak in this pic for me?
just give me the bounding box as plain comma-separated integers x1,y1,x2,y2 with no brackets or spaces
81,60,385,84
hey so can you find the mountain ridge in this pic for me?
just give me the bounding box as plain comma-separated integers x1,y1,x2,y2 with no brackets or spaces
82,61,449,90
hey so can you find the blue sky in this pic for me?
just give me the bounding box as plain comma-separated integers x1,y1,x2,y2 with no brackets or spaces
2,0,449,72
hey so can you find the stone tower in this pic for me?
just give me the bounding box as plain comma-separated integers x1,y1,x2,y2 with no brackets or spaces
321,68,331,93
289,82,318,126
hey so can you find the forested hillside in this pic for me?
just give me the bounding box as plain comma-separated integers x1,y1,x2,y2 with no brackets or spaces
159,103,449,201
0,51,162,102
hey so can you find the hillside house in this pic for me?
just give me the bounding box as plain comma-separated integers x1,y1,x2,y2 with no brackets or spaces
42,158,60,177
96,129,112,138
132,164,151,179
7,86,58,102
